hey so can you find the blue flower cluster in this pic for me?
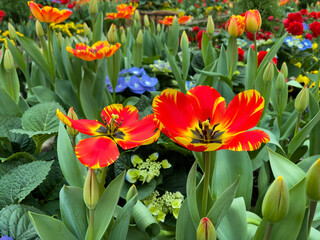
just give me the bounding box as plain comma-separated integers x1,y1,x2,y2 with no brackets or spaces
0,236,14,240
284,36,312,51
106,67,158,94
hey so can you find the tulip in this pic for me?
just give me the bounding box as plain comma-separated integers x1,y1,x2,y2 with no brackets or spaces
35,20,44,38
197,217,216,240
206,16,214,36
227,15,245,37
306,159,320,201
245,9,262,33
295,87,309,114
4,49,14,72
83,168,99,210
66,107,79,137
263,62,274,83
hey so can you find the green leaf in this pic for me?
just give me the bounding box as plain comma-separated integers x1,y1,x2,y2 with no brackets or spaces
195,61,216,86
186,161,200,228
181,38,190,82
93,58,109,109
245,47,256,90
0,160,53,208
297,155,320,172
108,194,138,240
52,33,67,80
0,204,43,240
217,45,228,76
132,40,143,67
60,186,87,240
32,86,60,103
0,152,35,175
107,50,121,94
201,32,209,62
6,38,27,75
226,37,238,79
216,197,247,240
92,12,103,44
0,87,21,117
308,92,320,155
166,18,179,56
121,179,156,200
176,199,197,240
29,212,77,240
57,122,86,188
92,171,126,240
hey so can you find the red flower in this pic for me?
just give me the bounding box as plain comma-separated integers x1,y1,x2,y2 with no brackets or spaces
274,26,279,31
0,10,5,22
309,21,320,37
300,9,308,15
238,47,244,61
268,16,274,21
286,21,303,35
197,30,206,49
152,86,269,152
309,12,318,19
193,26,200,32
57,104,160,168
287,12,303,23
105,3,137,20
158,15,191,25
195,3,200,8
61,0,69,4
306,32,313,40
258,51,277,67
247,31,254,41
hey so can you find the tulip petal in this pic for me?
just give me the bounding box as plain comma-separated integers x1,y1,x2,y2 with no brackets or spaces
28,1,45,22
187,85,226,125
101,104,139,128
217,129,270,151
57,109,106,136
221,89,264,134
75,136,119,168
115,114,160,149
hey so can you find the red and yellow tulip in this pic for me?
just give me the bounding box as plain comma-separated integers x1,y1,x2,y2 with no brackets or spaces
105,3,137,20
158,15,191,25
66,41,121,61
57,104,160,169
245,9,262,33
152,85,269,152
227,15,245,37
28,1,72,24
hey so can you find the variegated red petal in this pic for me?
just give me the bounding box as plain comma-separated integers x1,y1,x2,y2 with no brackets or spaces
75,136,119,168
101,104,139,128
28,1,45,22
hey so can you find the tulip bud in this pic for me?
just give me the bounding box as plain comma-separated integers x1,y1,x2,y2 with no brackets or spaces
263,62,274,83
4,49,14,72
275,72,286,92
227,15,245,37
172,16,179,26
245,9,262,33
196,217,216,240
66,107,79,137
306,159,320,201
83,168,99,210
206,16,214,36
157,23,161,33
280,62,288,79
144,14,150,28
120,28,127,45
57,32,63,47
180,31,189,48
83,22,90,36
294,87,309,113
8,23,16,40
134,10,140,22
136,29,143,45
89,0,98,17
35,20,44,38
108,24,117,44
126,184,138,202
262,176,290,223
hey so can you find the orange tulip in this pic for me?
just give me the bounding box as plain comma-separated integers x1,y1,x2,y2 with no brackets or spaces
158,15,191,25
245,9,262,33
227,15,245,37
105,3,137,20
66,41,121,61
28,1,72,24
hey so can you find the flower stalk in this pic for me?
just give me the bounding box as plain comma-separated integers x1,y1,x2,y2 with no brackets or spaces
201,151,214,217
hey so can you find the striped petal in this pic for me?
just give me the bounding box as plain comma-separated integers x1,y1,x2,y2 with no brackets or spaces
28,1,45,22
187,85,226,126
101,104,139,128
115,114,160,149
57,109,106,136
221,90,264,134
172,136,222,152
217,130,270,151
75,136,119,168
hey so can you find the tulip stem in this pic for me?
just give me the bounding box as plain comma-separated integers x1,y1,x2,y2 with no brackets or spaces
307,201,317,238
201,151,212,217
88,209,95,240
263,222,274,240
228,37,236,80
98,166,108,196
294,113,301,136
46,24,55,82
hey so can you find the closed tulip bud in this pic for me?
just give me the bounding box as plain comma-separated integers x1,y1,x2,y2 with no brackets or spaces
83,22,90,36
57,32,63,47
262,176,290,223
66,107,79,137
180,31,189,48
35,20,44,38
8,23,16,40
295,87,309,113
83,168,99,210
89,0,98,17
245,9,262,33
280,62,288,79
121,28,127,45
157,23,161,33
197,217,216,240
275,72,286,91
144,14,150,28
4,49,14,72
206,16,214,36
306,159,320,201
136,29,143,45
263,62,274,83
172,16,179,26
108,24,117,44
126,184,138,202
134,10,140,22
227,15,245,37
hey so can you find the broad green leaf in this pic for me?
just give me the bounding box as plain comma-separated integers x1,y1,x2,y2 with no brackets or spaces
268,148,305,189
93,58,109,109
176,199,197,240
6,38,27,75
0,204,43,240
226,37,238,79
0,152,35,175
245,47,256,90
0,161,53,208
297,155,320,172
201,32,209,62
195,61,216,86
52,33,67,80
29,212,77,240
93,12,103,44
57,122,86,188
61,40,77,92
186,161,200,228
107,50,121,95
121,179,156,200
217,45,228,76
109,194,138,240
217,197,247,240
0,87,21,117
167,17,179,56
32,86,60,103
280,110,298,140
204,44,216,66
60,186,87,240
132,40,143,67
181,36,190,81
309,91,320,155
92,171,126,240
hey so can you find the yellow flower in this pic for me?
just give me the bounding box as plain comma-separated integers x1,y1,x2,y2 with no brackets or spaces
296,74,310,85
215,6,222,11
294,62,302,68
178,11,185,18
312,42,318,50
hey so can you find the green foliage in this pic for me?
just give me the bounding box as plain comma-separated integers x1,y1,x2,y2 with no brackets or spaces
0,0,30,24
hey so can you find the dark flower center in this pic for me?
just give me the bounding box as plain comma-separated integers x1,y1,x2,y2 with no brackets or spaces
97,114,125,139
191,119,224,144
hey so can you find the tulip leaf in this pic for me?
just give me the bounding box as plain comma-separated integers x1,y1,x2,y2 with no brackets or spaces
217,45,228,76
0,204,43,240
61,39,77,92
194,61,216,86
52,33,67,80
0,87,21,117
226,37,238,79
176,199,197,240
280,110,298,140
60,186,87,240
245,47,256,90
57,122,86,188
6,38,27,75
201,32,209,62
93,58,109,109
186,161,200,228
204,43,217,66
32,86,60,103
297,155,320,172
181,37,190,82
268,148,305,189
92,12,103,44
309,91,320,155
167,17,179,56
29,212,77,240
92,171,126,240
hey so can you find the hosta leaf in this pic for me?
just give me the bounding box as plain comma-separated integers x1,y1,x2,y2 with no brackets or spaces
0,204,43,240
0,161,53,208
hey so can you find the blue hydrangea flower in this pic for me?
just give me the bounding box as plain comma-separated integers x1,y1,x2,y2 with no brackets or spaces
149,60,172,73
0,236,14,240
284,36,313,51
303,22,309,31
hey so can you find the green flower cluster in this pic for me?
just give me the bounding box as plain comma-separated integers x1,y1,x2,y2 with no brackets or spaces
126,153,171,184
143,190,184,222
